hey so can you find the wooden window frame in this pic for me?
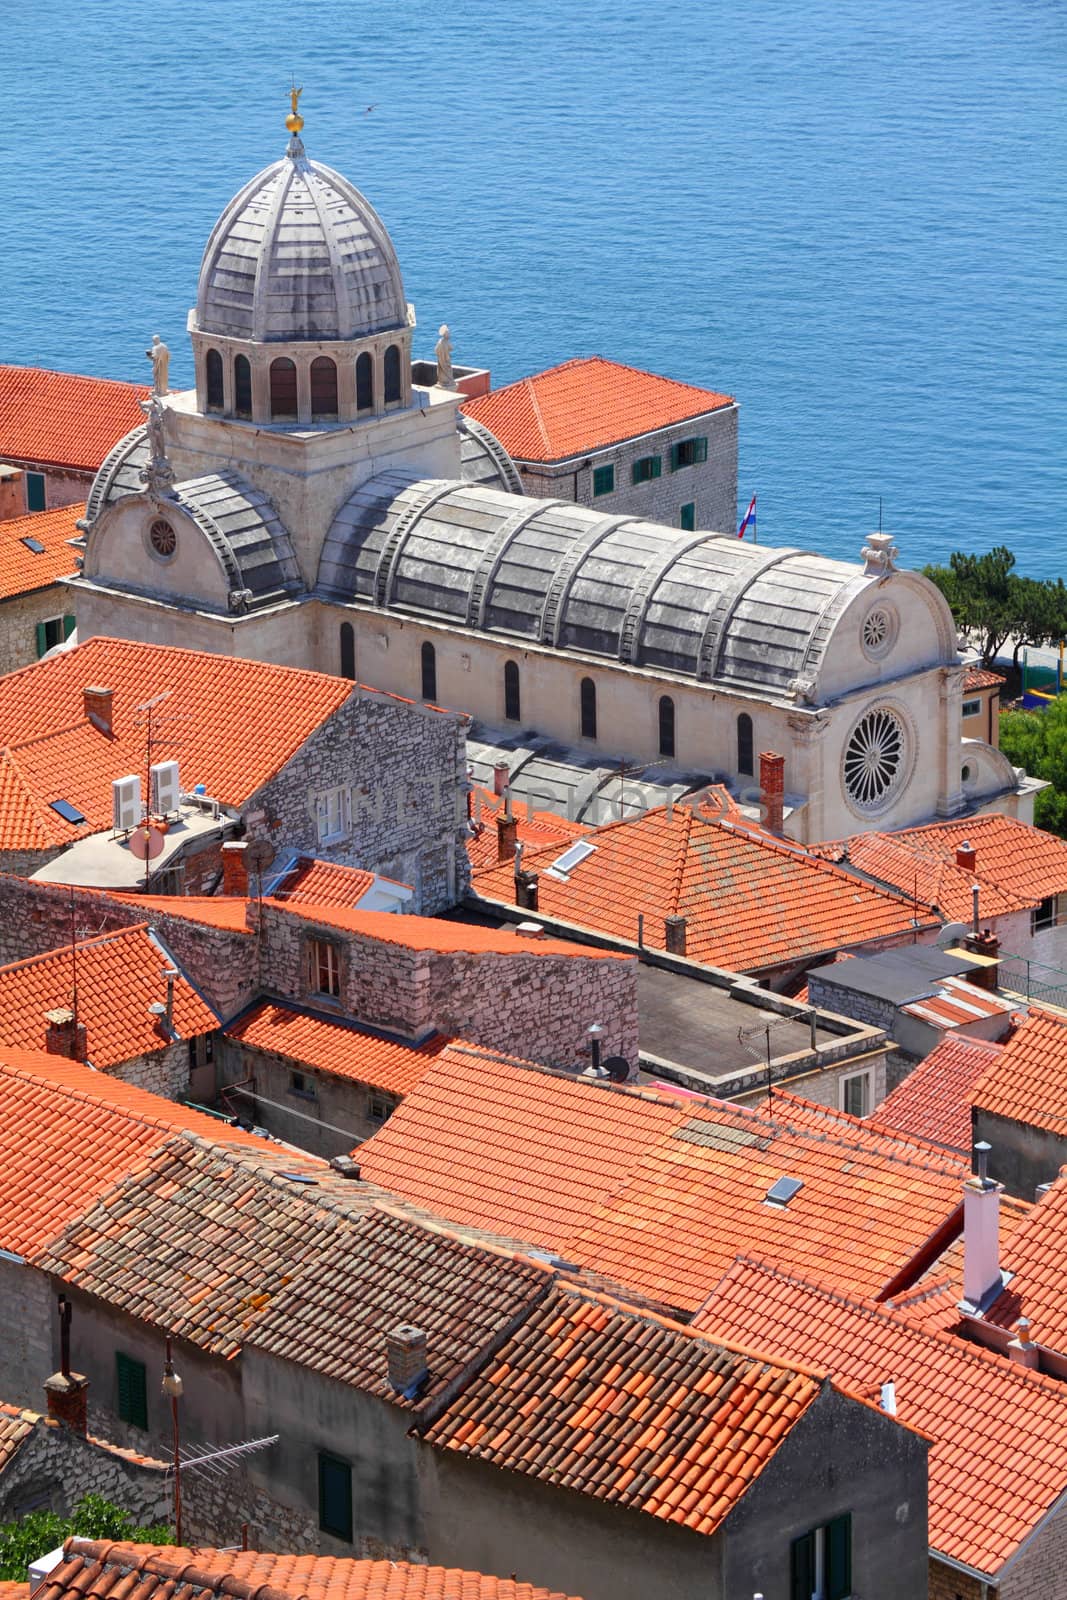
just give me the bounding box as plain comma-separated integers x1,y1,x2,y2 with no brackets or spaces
592,464,615,497
308,938,341,999
318,1452,353,1541
116,1351,148,1430
631,455,662,485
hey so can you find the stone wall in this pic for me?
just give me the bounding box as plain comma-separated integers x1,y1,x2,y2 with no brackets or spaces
0,459,91,511
218,1039,392,1156
1000,1490,1067,1600
928,1559,985,1600
0,588,76,678
112,1040,196,1102
244,687,470,915
0,1257,54,1411
973,1107,1066,1202
0,1412,170,1527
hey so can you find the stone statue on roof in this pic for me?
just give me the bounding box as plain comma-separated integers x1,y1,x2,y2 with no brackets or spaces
146,334,170,396
435,324,454,389
139,398,176,495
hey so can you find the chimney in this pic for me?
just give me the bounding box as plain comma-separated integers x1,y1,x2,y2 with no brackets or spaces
222,840,249,896
956,839,976,872
664,914,688,956
515,868,539,911
960,1142,1004,1312
0,466,24,521
496,801,518,864
1007,1317,1040,1370
759,751,785,835
44,1296,88,1436
492,761,511,797
44,1007,87,1063
83,686,114,736
385,1324,428,1394
963,926,1001,991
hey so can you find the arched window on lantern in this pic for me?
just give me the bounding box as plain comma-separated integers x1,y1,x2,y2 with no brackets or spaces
339,622,356,681
270,357,298,420
310,356,338,420
384,344,402,404
205,349,224,412
580,677,597,740
504,660,521,722
737,712,754,776
658,696,676,759
421,640,437,702
356,351,374,412
234,354,252,419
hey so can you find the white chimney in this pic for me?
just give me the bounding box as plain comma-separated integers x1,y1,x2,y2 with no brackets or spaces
960,1142,1004,1313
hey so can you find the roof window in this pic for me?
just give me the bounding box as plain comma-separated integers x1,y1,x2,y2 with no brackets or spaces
546,839,597,881
49,799,87,825
20,536,46,554
765,1175,804,1208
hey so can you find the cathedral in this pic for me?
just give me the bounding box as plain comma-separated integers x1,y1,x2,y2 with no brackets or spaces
69,104,1032,844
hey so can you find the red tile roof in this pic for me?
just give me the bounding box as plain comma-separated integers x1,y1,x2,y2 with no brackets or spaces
423,1279,827,1537
962,666,1005,692
461,357,733,464
0,638,353,851
466,787,587,872
0,924,216,1070
0,1400,36,1471
876,1034,1002,1151
267,856,379,905
226,1003,447,1096
693,1257,1067,1579
0,367,149,473
46,1543,580,1600
0,1047,264,1257
985,1172,1067,1351
109,894,254,932
972,1006,1067,1139
0,504,82,601
264,899,625,958
472,803,935,973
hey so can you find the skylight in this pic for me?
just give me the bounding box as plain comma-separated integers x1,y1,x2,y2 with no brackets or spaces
49,799,87,825
20,537,46,554
765,1175,804,1208
545,839,597,880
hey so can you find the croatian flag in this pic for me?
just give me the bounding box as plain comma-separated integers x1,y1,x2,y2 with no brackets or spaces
738,495,757,540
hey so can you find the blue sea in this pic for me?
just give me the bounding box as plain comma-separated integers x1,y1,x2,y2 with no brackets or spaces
3,0,1063,573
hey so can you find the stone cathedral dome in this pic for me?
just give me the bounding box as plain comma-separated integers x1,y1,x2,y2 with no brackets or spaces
194,132,408,344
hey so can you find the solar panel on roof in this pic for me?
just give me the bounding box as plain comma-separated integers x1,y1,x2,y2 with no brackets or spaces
49,799,87,825
765,1175,804,1207
20,536,46,553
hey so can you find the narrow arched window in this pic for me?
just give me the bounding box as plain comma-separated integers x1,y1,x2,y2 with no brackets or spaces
206,348,224,411
658,695,676,759
270,357,298,420
421,641,437,702
310,356,338,420
504,660,521,722
356,351,374,412
384,344,402,404
234,354,252,419
580,677,597,740
339,622,356,681
737,712,754,776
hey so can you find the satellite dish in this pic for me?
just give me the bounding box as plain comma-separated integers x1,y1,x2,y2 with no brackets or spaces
245,840,276,874
603,1055,630,1083
128,824,165,861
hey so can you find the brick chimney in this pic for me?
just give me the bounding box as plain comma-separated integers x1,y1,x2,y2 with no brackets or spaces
0,466,24,521
386,1324,428,1394
222,841,249,896
956,838,976,872
960,1142,1004,1313
963,927,1001,991
492,761,511,797
515,868,539,912
83,686,114,736
759,751,785,835
44,1295,88,1435
664,914,688,956
45,1008,87,1063
496,808,518,865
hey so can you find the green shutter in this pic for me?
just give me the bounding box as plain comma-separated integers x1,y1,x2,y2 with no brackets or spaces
318,1452,353,1540
593,464,614,497
26,474,46,512
790,1530,815,1600
650,455,661,479
669,443,681,471
827,1513,852,1600
680,503,696,531
694,436,708,463
63,614,76,640
115,1352,148,1429
35,622,47,659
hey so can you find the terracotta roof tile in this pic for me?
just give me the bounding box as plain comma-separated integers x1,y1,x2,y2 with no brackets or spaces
268,857,379,905
0,1048,264,1258
424,1279,826,1535
0,504,82,601
226,1002,446,1096
108,895,254,932
0,1584,30,1600
0,924,216,1070
263,899,624,958
472,804,935,972
876,1034,1002,1151
461,357,733,464
0,1399,36,1471
693,1257,1067,1578
45,1543,580,1600
985,1172,1067,1351
971,1006,1067,1138
466,787,587,872
962,667,1005,691
0,367,149,473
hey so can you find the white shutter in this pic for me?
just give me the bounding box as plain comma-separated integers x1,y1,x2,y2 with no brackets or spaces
112,775,142,831
150,760,181,815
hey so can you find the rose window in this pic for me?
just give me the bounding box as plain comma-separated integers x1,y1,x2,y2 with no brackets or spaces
861,606,896,659
844,708,905,808
149,519,176,558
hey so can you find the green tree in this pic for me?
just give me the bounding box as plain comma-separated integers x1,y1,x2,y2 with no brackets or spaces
0,1494,173,1581
924,548,1067,668
1000,700,1067,838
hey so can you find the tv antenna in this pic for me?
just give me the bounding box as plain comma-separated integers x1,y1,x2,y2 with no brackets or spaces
736,1016,798,1109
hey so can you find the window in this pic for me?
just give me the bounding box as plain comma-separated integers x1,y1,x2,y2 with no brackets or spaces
36,615,75,658
679,502,696,531
421,640,437,702
234,354,252,418
737,712,754,776
339,621,356,680
310,356,338,419
844,708,905,810
580,677,597,740
1033,895,1059,934
658,695,675,759
26,472,46,512
504,660,521,722
205,348,224,411
670,436,708,470
632,455,662,485
841,1071,870,1119
384,344,402,404
318,1452,353,1541
290,1070,316,1099
116,1352,148,1430
270,357,298,420
316,787,349,844
962,697,981,719
356,351,374,411
368,1094,395,1124
308,938,341,998
791,1513,851,1600
592,464,615,497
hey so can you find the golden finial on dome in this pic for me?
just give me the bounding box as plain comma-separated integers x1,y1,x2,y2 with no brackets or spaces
286,82,304,134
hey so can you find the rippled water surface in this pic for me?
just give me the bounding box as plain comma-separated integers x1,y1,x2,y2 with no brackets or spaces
3,0,1064,572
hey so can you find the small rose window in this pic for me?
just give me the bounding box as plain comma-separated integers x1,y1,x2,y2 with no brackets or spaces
149,519,176,558
861,607,896,659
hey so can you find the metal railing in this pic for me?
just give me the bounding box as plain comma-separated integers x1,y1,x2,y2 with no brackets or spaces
997,950,1067,1010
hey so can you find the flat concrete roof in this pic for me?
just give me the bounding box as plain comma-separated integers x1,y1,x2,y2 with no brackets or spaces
636,964,833,1079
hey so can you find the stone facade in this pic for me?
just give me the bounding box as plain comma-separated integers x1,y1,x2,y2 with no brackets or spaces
0,1407,170,1527
0,1256,54,1412
218,1040,395,1156
972,1108,1066,1202
111,1039,201,1102
0,588,76,677
0,458,90,512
